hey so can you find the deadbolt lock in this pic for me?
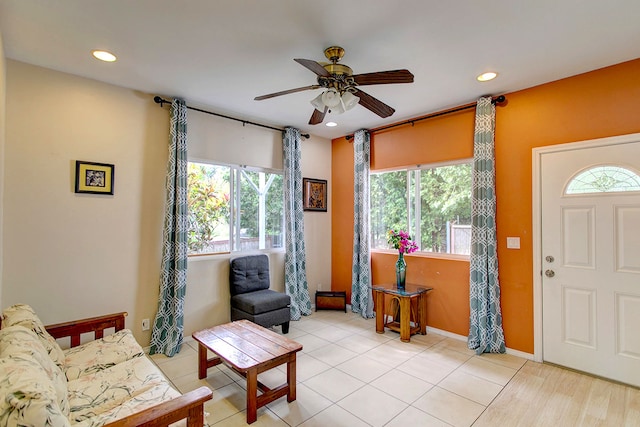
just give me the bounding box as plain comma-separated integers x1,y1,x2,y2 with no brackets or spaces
545,255,555,263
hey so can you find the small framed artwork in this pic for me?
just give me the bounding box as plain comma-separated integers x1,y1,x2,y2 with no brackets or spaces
303,178,327,212
75,161,115,195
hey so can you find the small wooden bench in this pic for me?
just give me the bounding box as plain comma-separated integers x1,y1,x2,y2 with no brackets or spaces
192,320,303,424
315,290,347,312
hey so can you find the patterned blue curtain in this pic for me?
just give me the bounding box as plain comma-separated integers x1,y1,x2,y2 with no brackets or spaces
150,99,188,357
468,96,506,354
283,127,312,320
351,130,374,318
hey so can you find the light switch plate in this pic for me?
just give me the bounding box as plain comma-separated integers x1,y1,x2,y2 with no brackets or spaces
506,237,520,249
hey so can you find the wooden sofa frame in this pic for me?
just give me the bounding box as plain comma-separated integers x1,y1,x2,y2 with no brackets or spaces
45,312,212,427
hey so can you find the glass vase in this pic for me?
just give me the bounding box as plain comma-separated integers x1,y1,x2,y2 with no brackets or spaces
395,252,406,290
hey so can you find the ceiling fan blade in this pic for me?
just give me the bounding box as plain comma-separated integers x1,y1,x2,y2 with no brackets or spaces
352,69,414,86
354,89,395,118
294,58,331,77
309,106,328,125
254,85,320,101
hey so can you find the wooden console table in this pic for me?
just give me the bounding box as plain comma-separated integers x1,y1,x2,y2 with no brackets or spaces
371,283,433,342
192,320,303,424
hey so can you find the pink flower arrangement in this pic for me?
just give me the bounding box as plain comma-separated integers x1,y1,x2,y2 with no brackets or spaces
387,229,419,254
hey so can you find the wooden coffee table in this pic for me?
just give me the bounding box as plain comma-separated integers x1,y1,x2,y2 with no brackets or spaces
192,320,303,424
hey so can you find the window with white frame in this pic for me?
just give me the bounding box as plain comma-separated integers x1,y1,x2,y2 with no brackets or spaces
187,161,284,255
370,161,472,255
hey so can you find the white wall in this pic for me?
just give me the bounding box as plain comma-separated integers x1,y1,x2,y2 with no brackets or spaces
0,30,6,307
300,135,332,294
3,60,332,343
3,60,168,343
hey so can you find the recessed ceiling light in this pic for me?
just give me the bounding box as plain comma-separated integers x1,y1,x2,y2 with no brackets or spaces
477,72,497,82
92,50,117,62
326,122,338,127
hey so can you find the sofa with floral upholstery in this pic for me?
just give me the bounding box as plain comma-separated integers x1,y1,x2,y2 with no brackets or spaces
0,304,212,427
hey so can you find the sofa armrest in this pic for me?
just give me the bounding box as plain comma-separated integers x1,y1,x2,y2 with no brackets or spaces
103,386,213,427
45,312,128,348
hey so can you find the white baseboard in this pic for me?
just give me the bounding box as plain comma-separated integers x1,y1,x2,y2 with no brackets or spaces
503,347,535,360
426,325,467,341
427,326,535,360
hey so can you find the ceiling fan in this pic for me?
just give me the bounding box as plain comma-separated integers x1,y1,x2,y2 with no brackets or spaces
254,46,414,125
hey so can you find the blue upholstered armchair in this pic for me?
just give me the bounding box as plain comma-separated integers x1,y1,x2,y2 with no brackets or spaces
229,254,291,334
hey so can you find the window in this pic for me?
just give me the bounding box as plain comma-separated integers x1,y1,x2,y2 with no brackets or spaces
565,165,640,194
371,161,472,255
187,161,284,255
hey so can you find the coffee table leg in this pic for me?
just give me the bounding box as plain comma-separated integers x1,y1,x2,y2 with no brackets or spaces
287,355,297,402
246,368,258,424
197,343,207,379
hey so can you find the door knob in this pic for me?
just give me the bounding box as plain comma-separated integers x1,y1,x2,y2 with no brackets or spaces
545,255,555,263
545,269,555,278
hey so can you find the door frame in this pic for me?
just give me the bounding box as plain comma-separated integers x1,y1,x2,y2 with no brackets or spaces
532,132,640,363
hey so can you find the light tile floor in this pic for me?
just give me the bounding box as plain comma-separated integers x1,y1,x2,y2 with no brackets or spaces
148,309,636,426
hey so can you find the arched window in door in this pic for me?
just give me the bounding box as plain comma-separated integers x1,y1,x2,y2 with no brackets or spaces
565,165,640,195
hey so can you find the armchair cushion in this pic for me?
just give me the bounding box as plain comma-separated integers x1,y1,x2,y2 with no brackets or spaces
230,254,270,295
231,289,291,315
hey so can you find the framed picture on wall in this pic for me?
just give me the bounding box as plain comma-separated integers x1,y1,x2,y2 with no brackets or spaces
75,160,115,195
302,178,327,212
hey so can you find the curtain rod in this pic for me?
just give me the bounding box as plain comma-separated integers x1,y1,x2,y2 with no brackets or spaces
345,95,506,140
153,96,310,139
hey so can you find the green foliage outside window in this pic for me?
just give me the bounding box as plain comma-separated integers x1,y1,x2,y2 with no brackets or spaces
187,163,230,253
370,162,472,255
419,164,471,253
239,171,284,248
371,171,408,248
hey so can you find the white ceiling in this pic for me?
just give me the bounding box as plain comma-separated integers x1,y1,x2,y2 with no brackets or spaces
1,0,639,139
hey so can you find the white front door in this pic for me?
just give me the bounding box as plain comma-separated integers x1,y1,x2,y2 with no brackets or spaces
540,138,640,387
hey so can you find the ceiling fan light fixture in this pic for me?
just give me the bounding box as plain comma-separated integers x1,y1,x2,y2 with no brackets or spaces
331,102,346,115
321,89,342,108
257,46,414,125
311,89,359,115
341,91,360,111
310,93,325,110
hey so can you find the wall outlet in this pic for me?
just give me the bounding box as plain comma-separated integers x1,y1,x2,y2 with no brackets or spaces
142,318,150,331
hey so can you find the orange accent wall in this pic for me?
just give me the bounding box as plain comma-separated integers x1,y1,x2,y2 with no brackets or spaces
331,58,640,354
